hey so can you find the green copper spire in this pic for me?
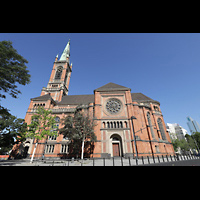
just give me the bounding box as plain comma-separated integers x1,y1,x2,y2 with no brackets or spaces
59,39,70,61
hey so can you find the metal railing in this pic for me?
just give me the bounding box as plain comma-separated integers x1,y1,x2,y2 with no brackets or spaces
32,154,200,166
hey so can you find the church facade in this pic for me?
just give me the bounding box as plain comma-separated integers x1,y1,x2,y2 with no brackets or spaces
12,40,175,159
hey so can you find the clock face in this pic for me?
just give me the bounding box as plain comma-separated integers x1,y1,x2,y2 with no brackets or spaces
106,98,122,114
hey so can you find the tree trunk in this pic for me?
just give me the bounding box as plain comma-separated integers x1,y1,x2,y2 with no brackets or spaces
30,141,38,163
81,137,85,160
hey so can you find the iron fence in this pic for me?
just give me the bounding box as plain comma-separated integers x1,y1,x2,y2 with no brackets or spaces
33,154,200,166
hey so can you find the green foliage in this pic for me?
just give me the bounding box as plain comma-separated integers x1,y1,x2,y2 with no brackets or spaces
26,107,58,141
171,138,179,152
172,138,190,152
0,40,31,100
60,111,97,142
185,134,196,150
172,132,200,154
59,110,97,157
0,113,28,154
192,132,200,149
0,40,31,117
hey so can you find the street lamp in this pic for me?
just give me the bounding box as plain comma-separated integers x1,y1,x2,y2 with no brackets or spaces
131,116,138,164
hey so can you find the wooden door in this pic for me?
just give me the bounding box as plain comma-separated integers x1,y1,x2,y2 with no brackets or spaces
113,143,120,157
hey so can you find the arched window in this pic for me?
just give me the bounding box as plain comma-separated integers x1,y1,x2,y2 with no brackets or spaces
157,118,166,140
55,66,63,80
124,121,127,128
110,122,113,128
147,112,155,139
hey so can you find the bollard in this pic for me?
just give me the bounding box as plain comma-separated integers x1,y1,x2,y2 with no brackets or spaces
121,157,123,166
166,155,169,162
113,157,115,166
103,158,105,166
142,156,144,165
128,157,131,166
136,157,138,165
147,156,150,164
152,155,155,163
157,155,160,163
162,155,165,162
174,155,176,161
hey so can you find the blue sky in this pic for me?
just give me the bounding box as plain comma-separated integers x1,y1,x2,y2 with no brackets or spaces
1,33,200,134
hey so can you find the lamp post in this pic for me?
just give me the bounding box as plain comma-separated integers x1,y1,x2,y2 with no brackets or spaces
131,116,138,164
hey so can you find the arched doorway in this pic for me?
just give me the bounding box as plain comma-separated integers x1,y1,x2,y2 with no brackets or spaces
110,134,123,157
23,141,30,158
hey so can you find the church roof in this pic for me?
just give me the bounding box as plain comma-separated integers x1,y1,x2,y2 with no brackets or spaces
31,94,53,101
57,93,159,105
58,94,94,105
31,83,159,106
94,82,131,92
131,93,160,105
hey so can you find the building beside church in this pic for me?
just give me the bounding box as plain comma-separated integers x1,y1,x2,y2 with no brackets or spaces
187,116,200,134
166,123,188,141
12,40,175,159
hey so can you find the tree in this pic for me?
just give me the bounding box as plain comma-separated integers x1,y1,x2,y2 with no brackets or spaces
59,109,97,159
26,107,58,163
0,40,31,156
0,113,27,155
171,138,180,152
0,40,31,115
191,132,200,153
185,134,196,151
178,139,190,153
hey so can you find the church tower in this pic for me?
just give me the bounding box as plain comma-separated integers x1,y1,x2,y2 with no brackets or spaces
41,40,72,102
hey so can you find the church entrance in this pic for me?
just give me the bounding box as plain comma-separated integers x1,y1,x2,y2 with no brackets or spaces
111,134,123,157
113,143,120,157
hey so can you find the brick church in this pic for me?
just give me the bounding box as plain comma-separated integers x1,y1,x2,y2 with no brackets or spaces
12,39,175,159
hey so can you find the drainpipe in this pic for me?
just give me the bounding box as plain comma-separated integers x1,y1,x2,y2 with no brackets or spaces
131,116,138,164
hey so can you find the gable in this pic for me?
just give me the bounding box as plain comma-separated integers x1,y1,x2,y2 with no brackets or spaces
94,82,131,92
